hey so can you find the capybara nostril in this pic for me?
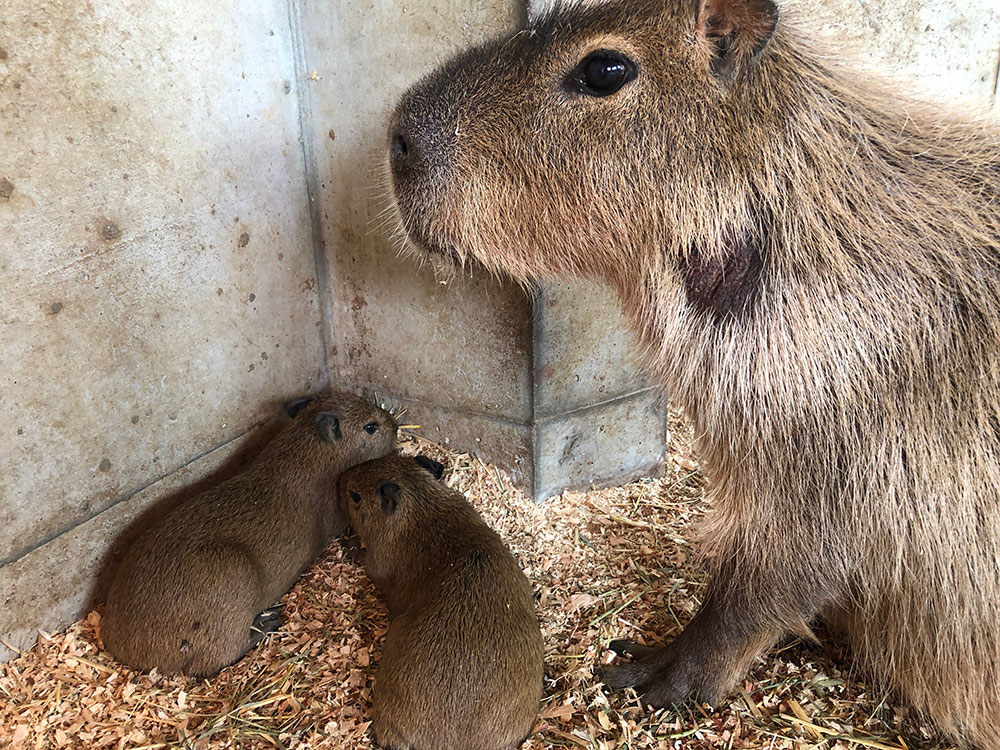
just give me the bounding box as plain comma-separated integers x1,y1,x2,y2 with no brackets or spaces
390,130,411,171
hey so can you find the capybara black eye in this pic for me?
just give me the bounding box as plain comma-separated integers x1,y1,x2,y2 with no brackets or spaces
364,421,380,434
565,51,637,97
351,491,362,505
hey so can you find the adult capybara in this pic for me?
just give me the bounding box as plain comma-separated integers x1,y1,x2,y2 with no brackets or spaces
339,454,543,750
101,391,397,676
386,0,1000,746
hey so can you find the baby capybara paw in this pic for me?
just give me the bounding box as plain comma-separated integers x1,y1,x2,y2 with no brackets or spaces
247,605,283,647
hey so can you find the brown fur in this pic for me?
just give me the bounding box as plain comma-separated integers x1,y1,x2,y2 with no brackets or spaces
339,454,543,750
101,391,397,677
386,1,1000,746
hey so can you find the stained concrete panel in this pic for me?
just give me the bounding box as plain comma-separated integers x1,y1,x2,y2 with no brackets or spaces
533,281,652,420
804,0,1000,106
534,391,667,502
0,0,325,568
0,0,326,656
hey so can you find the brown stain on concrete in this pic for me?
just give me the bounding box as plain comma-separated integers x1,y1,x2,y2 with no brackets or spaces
98,219,121,242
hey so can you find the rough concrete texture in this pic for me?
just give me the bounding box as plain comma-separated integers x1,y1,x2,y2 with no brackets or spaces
802,0,1000,106
303,0,666,500
0,1,324,657
534,392,667,502
533,281,652,419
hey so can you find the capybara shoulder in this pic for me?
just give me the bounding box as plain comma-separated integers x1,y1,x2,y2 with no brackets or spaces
101,391,397,677
339,454,543,750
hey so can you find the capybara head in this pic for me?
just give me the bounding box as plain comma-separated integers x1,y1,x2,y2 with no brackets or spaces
279,390,399,469
339,454,445,544
389,0,781,286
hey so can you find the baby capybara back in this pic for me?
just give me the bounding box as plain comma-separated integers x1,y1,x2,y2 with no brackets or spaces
340,454,543,750
101,391,397,676
387,0,1000,746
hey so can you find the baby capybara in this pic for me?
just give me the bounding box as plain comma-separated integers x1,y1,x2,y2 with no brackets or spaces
386,0,1000,746
101,391,397,676
340,454,543,750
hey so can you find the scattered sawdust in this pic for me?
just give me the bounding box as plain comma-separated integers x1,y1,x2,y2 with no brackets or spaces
0,412,955,749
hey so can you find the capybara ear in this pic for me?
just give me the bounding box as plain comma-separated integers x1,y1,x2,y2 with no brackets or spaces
413,455,445,480
694,0,778,79
378,481,401,515
283,396,313,419
316,412,342,442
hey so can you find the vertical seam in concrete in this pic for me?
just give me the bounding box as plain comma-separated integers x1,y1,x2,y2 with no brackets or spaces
530,285,543,503
286,0,335,387
991,40,1000,105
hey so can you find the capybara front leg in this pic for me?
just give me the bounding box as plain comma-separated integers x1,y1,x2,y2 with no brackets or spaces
603,582,804,707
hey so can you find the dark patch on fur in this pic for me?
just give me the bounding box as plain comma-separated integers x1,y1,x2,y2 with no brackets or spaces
682,230,764,321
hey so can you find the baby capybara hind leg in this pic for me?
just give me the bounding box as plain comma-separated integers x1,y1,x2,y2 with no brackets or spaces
174,546,266,676
372,722,414,750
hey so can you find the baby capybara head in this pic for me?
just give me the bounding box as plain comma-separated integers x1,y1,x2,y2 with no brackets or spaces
389,0,782,285
281,390,399,469
339,454,445,544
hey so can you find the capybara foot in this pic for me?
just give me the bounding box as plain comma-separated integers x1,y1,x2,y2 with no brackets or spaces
608,638,658,660
339,531,364,564
602,639,726,707
601,639,669,691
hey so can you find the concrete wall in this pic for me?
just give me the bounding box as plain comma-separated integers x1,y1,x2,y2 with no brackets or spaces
2,0,998,661
0,0,325,659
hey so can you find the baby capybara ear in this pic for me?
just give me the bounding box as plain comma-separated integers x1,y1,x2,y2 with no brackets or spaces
378,482,401,515
413,455,445,480
316,412,342,442
695,0,778,79
283,396,313,419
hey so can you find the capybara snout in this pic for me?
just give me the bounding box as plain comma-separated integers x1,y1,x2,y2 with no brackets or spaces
388,0,770,280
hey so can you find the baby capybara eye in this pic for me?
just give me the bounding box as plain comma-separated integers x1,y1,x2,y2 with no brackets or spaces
364,421,380,434
565,50,638,97
351,491,362,505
